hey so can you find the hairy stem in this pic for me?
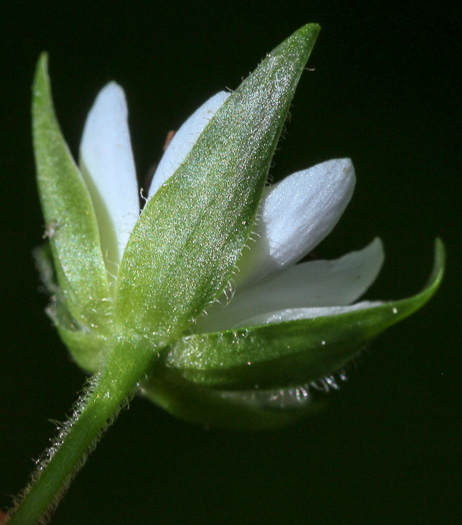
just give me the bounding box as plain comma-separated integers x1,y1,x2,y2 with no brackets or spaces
6,338,158,525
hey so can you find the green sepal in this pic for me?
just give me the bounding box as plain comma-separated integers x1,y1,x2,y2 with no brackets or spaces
115,24,320,340
56,326,107,373
142,368,320,431
33,243,107,372
32,54,110,327
163,239,445,392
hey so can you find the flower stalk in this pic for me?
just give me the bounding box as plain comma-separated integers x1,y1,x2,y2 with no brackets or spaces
6,338,160,524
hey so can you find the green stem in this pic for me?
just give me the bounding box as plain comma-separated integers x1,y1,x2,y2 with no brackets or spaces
6,338,158,525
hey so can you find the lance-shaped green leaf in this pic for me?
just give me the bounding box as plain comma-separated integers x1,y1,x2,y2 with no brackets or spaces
163,239,445,391
115,24,320,339
33,54,110,326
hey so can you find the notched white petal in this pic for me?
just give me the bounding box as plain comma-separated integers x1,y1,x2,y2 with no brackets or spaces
197,238,384,332
237,158,356,286
238,301,384,327
147,91,231,198
80,82,139,269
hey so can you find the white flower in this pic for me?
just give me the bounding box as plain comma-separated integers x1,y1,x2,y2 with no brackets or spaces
80,84,384,334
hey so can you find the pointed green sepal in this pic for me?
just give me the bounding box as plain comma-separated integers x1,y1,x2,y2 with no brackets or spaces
115,24,320,340
163,239,444,391
32,53,110,327
142,368,319,431
33,243,108,372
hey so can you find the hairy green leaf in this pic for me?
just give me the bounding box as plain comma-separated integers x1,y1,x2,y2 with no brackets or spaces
32,54,110,327
115,24,320,340
165,240,444,391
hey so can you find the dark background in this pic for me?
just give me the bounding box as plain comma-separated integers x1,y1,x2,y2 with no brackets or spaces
1,1,460,523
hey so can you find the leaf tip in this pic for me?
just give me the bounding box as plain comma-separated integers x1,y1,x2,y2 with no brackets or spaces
34,52,49,84
431,237,446,289
293,23,321,49
33,52,51,109
38,51,49,68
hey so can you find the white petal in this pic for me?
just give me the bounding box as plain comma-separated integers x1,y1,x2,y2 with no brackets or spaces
236,158,356,286
238,300,384,327
197,238,384,332
147,91,231,198
80,83,139,267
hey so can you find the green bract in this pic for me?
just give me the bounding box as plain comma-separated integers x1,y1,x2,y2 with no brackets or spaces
32,25,444,429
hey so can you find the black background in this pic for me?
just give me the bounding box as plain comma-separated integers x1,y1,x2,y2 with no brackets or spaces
1,1,460,523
